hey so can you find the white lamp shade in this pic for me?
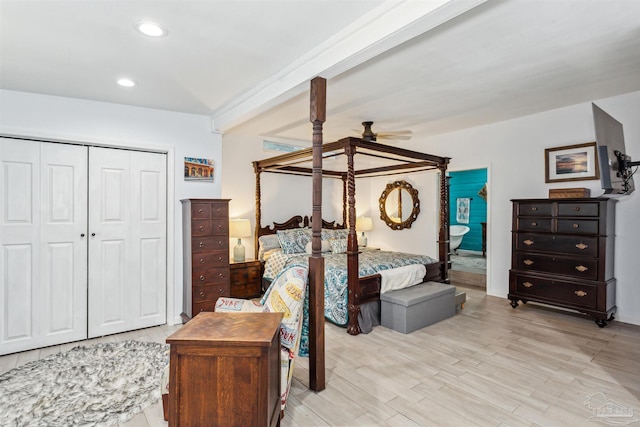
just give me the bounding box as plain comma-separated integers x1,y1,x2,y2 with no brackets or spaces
229,218,251,238
355,216,373,232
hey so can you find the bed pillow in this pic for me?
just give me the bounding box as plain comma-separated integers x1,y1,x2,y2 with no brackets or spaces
321,228,348,241
328,238,348,254
304,240,331,254
276,228,311,254
258,234,281,261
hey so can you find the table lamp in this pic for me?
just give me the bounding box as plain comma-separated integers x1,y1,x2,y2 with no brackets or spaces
355,216,373,247
229,218,251,262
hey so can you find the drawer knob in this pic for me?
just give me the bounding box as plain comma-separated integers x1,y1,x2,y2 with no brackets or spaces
524,239,534,246
576,243,588,250
219,288,224,293
574,206,580,211
575,265,588,272
200,258,205,264
531,207,538,211
199,225,204,231
531,222,537,227
575,290,587,297
219,273,225,279
199,291,205,297
200,275,206,281
218,256,224,262
198,209,203,213
218,224,223,229
218,240,224,246
523,282,533,288
199,241,205,248
523,259,534,266
573,223,579,229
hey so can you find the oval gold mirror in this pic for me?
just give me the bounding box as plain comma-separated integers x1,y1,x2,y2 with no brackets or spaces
379,180,420,230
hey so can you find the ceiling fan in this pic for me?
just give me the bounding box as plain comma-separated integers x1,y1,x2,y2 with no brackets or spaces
356,121,413,142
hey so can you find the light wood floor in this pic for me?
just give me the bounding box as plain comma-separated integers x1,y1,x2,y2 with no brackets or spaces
2,285,639,426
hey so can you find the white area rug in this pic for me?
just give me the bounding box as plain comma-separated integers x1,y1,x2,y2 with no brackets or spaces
0,340,169,427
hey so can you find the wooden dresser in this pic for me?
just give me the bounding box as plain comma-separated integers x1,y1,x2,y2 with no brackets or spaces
230,259,263,299
508,198,616,327
167,312,282,427
181,199,231,322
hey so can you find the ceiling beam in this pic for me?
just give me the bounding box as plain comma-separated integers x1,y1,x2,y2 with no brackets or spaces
212,0,486,133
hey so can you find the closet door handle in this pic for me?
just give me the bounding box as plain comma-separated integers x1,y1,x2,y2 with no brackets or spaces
91,233,96,237
80,233,85,237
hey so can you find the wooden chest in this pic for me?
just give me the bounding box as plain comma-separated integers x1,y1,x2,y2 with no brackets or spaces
167,312,282,427
181,199,231,322
508,198,616,327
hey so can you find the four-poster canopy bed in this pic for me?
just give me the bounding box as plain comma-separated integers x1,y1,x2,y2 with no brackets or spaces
252,77,451,393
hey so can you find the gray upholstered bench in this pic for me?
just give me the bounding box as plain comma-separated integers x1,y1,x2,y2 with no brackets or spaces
380,282,456,333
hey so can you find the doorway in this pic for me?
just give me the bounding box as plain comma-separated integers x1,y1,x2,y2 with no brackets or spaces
448,168,487,288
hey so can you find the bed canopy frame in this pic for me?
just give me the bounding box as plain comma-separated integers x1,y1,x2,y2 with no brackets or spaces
252,77,451,393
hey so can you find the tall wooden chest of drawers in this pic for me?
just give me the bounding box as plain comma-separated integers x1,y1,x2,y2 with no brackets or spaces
508,198,616,327
181,199,231,322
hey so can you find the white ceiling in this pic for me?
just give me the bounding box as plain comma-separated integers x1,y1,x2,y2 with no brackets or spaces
2,0,639,144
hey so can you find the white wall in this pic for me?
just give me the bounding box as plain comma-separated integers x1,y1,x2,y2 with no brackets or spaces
0,89,223,325
222,133,344,259
222,90,640,326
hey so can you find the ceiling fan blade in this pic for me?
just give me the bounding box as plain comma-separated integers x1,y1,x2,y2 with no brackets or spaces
376,130,413,136
376,133,413,141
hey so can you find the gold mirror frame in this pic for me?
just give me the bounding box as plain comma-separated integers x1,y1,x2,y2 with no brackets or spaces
378,180,420,230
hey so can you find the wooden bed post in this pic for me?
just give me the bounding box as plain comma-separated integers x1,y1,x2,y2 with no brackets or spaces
253,162,261,259
345,144,361,335
309,76,326,392
438,162,450,283
341,175,347,227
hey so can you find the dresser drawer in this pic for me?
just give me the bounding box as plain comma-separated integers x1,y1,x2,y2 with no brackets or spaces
192,219,229,237
557,202,599,217
516,217,552,232
517,203,552,216
512,273,597,309
191,300,218,316
191,236,229,253
515,233,598,257
192,267,230,285
557,219,599,235
192,251,228,269
192,284,230,302
210,203,229,218
191,203,211,219
514,252,598,280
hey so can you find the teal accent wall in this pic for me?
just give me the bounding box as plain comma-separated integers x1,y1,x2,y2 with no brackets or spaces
449,169,487,252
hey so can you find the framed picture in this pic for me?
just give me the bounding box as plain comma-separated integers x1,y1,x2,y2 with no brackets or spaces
545,142,599,183
184,157,214,182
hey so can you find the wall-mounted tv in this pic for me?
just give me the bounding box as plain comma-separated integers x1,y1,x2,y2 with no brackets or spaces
592,103,637,195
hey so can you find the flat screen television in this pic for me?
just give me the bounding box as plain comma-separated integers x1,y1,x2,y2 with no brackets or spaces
592,103,637,195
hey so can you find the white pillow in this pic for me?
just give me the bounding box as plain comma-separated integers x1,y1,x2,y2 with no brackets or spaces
328,238,348,254
304,240,331,254
258,234,281,261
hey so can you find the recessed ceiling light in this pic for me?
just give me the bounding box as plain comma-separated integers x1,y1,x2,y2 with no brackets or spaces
117,78,137,87
135,21,168,37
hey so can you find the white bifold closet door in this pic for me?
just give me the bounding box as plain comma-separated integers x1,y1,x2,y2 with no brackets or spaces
87,147,166,338
0,139,88,355
0,139,166,355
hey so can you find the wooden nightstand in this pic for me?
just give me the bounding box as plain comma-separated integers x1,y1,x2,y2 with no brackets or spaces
230,259,263,298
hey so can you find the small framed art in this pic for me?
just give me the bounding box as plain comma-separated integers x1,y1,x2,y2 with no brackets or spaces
544,142,599,183
184,157,214,182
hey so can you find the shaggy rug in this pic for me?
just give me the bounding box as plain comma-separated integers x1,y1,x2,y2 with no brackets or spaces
0,340,169,427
